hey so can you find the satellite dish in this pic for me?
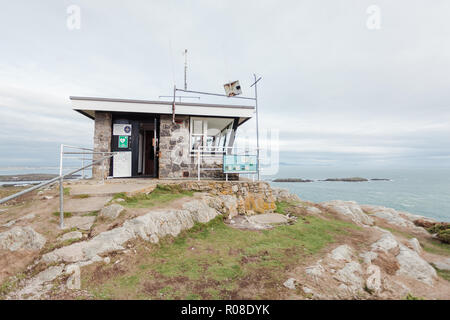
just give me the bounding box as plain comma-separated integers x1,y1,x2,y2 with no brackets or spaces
224,80,242,97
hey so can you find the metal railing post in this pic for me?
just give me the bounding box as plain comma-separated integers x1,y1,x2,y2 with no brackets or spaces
197,149,201,181
81,157,85,179
59,176,65,229
59,144,64,177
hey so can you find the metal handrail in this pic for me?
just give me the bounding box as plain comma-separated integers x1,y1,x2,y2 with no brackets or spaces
0,152,116,229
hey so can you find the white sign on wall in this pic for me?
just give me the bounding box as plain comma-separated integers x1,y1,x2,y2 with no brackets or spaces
113,151,132,177
113,124,132,136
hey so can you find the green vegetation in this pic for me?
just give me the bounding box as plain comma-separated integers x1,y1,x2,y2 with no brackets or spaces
274,201,291,215
111,184,194,209
431,264,450,281
73,194,90,199
436,269,450,281
63,187,71,196
0,273,26,298
82,211,358,300
426,223,450,244
82,211,99,217
405,293,424,300
52,211,72,218
421,238,450,256
437,229,450,244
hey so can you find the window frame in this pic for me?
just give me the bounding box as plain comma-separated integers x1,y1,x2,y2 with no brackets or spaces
189,116,235,154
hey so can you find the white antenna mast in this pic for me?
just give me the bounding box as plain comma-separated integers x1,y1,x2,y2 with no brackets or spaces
183,49,188,90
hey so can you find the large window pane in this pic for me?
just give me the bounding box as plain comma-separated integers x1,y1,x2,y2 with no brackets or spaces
190,117,234,153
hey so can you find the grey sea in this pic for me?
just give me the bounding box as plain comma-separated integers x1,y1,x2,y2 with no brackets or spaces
267,166,450,222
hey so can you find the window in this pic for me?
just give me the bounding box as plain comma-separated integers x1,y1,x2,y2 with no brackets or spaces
190,117,234,153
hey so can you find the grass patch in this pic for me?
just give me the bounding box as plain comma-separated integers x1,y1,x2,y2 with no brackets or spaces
73,194,90,199
52,211,72,218
436,268,450,281
405,293,424,300
421,238,450,256
274,201,291,215
431,264,450,281
119,275,140,288
83,211,99,217
112,184,194,208
82,211,358,300
0,272,26,298
63,187,70,196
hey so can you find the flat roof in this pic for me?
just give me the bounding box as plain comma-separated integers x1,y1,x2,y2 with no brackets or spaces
71,96,255,124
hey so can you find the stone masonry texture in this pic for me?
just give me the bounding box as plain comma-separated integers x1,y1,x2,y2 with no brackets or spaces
92,111,112,180
158,115,234,180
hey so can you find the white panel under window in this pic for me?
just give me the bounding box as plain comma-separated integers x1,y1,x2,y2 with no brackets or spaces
113,152,132,177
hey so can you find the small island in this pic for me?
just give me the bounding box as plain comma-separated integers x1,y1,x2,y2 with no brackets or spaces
321,177,368,182
272,178,314,183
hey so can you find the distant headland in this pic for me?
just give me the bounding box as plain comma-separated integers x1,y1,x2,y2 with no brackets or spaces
272,177,391,182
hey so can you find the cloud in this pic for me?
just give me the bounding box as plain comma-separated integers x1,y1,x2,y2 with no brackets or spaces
0,0,450,168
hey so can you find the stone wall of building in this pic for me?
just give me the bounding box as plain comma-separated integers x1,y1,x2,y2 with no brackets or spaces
92,111,112,180
159,115,234,180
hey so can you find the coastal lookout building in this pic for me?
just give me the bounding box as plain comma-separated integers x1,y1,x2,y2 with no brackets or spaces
71,96,255,180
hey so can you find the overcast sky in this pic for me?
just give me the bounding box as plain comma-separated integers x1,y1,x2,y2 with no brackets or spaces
1,0,450,171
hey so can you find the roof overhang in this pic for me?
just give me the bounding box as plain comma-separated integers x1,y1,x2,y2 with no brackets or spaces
71,96,254,126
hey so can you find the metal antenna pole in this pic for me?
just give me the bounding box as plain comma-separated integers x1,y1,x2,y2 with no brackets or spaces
252,74,261,181
172,85,176,123
184,49,188,90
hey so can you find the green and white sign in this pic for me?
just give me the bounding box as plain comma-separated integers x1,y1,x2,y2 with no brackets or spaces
118,136,128,148
223,155,257,173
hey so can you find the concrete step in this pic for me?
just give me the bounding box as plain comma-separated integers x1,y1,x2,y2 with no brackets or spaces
68,183,156,197
63,196,112,213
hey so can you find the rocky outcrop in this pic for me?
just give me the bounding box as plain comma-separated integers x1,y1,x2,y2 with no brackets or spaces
329,245,354,262
11,265,65,299
302,226,440,299
0,226,46,251
271,187,301,203
58,231,83,242
396,244,437,285
41,197,221,265
361,205,428,235
365,264,382,294
99,204,125,220
370,231,399,253
217,195,238,218
320,200,374,226
408,238,422,254
334,261,364,293
283,278,297,290
433,258,450,271
322,177,368,182
2,213,36,228
64,216,96,231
